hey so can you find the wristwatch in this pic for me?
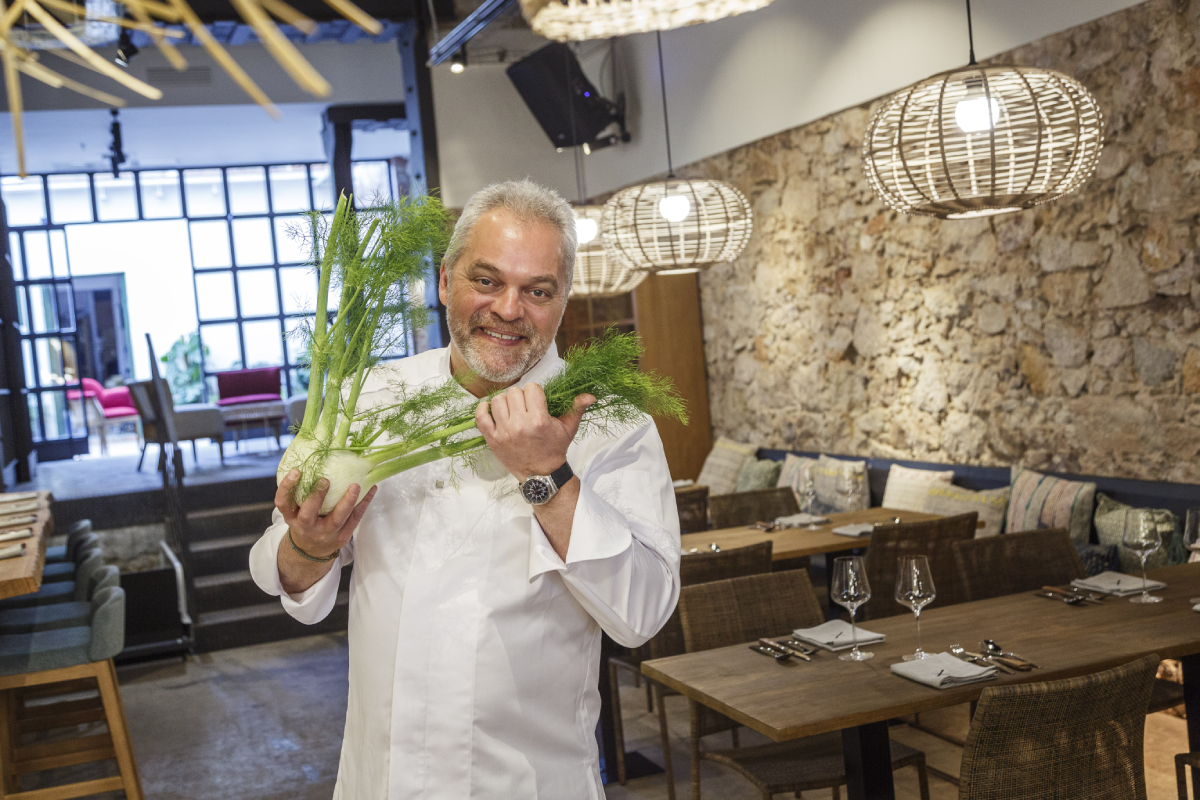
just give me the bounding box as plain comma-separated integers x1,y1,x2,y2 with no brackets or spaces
520,462,574,505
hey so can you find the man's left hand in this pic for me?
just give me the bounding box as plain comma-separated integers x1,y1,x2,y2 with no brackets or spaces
475,384,595,481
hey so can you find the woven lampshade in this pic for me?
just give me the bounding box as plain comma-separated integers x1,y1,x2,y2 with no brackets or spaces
570,206,647,298
601,179,752,274
862,65,1104,219
9,0,120,47
519,0,777,41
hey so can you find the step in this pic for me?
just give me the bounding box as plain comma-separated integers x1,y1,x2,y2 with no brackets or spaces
184,476,278,514
192,593,350,653
186,502,276,541
186,534,259,577
192,566,352,614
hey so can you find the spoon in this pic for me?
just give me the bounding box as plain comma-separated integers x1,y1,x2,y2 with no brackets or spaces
950,644,1013,674
1034,590,1085,605
981,640,1040,669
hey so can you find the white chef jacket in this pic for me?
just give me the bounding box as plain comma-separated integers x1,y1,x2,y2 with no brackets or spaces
249,343,681,799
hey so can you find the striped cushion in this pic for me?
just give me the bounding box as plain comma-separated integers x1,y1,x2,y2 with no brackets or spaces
1006,467,1096,544
696,437,757,496
776,454,817,501
923,484,1009,538
813,455,870,512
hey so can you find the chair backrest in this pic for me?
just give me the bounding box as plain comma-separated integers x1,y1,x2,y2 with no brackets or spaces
74,543,102,568
952,528,1083,602
88,586,125,663
72,553,106,602
708,486,799,530
959,654,1159,800
128,379,177,444
68,519,93,538
860,512,978,620
675,485,710,534
648,542,775,661
80,377,104,397
67,531,99,563
85,565,120,600
678,570,824,738
215,367,282,401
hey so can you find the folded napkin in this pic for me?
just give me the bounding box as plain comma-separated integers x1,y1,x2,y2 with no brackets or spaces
672,479,695,488
0,514,35,529
0,492,37,503
1072,570,1166,597
832,523,874,538
0,529,32,544
0,500,38,514
793,620,886,652
775,512,830,528
0,543,24,560
891,652,998,689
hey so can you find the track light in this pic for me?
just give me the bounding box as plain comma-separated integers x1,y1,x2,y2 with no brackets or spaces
450,48,466,74
114,29,138,68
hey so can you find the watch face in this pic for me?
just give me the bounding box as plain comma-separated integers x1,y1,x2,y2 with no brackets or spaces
522,478,552,505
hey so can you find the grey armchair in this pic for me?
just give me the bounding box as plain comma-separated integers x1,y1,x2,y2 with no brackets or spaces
129,379,225,470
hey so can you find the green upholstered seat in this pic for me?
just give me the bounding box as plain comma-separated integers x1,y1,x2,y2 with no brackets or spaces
0,553,105,610
0,566,118,635
0,586,125,676
44,520,93,565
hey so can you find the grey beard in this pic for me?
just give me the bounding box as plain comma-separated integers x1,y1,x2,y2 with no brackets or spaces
449,313,545,384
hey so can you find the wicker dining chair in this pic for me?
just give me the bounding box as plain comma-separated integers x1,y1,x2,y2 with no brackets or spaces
675,485,711,534
859,512,978,621
678,570,930,800
959,654,1159,800
611,542,774,794
708,487,799,530
1175,752,1200,800
953,529,1184,715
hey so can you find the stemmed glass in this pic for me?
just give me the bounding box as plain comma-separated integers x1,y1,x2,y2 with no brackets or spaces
895,556,936,661
801,466,820,529
1184,508,1200,557
836,467,855,510
1122,509,1162,604
831,556,874,661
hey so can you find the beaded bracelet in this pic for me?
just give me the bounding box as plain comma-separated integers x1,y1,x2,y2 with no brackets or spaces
287,529,340,563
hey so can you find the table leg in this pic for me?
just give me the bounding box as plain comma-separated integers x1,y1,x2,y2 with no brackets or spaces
842,721,895,800
1183,654,1200,787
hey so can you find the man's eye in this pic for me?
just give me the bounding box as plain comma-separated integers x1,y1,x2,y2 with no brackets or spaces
477,278,494,287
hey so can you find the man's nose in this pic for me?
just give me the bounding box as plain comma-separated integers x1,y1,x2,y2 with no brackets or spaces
492,286,523,321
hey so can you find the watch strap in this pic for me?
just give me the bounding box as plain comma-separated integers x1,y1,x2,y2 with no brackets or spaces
549,462,573,490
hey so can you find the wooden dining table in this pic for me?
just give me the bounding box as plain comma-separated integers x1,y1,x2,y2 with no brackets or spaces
0,491,53,600
642,561,1200,800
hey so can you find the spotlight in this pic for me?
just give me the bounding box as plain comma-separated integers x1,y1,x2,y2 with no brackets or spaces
114,29,138,68
450,48,466,74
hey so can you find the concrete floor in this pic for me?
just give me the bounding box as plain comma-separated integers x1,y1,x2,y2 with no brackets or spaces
9,631,1192,798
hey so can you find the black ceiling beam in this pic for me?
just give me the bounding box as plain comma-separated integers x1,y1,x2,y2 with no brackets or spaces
427,0,517,66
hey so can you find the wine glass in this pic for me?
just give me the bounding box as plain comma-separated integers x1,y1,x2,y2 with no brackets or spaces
1122,509,1162,604
831,556,874,661
801,466,820,529
894,555,936,661
836,467,856,510
1184,508,1200,556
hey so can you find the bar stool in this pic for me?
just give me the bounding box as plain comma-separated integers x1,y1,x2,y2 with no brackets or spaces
41,536,100,584
0,555,106,611
0,567,119,636
0,586,143,799
44,521,93,565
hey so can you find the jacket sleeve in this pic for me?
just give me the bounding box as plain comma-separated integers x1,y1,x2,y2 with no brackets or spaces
527,419,681,647
249,507,355,625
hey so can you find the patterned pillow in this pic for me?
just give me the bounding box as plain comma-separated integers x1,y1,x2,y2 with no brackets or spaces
776,453,818,501
811,455,870,512
1093,492,1178,573
736,458,783,492
696,437,757,496
922,484,1008,537
880,464,955,513
1006,467,1096,544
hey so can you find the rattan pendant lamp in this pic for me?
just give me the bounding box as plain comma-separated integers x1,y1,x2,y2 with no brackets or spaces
520,0,778,42
861,0,1105,219
602,32,752,275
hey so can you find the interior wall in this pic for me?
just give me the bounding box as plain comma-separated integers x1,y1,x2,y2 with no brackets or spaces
688,0,1200,484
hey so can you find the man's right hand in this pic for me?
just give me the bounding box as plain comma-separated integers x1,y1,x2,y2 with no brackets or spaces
275,469,377,594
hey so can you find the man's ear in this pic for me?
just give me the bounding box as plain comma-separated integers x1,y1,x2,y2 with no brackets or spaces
437,261,450,306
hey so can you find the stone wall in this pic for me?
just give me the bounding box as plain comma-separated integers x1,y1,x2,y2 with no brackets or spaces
683,0,1200,483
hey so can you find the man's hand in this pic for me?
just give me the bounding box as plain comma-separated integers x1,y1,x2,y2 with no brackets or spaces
475,384,595,480
275,469,376,594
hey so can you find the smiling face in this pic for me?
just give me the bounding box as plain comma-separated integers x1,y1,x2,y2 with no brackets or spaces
439,207,568,397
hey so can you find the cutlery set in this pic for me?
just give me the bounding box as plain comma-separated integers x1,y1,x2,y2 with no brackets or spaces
748,638,816,662
748,636,1040,672
1033,584,1109,605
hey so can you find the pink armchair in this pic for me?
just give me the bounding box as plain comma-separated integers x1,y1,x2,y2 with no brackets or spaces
70,378,139,454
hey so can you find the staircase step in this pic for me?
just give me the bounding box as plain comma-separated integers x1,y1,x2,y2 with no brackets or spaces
192,593,349,652
186,534,259,577
184,476,278,514
186,502,276,541
193,566,352,614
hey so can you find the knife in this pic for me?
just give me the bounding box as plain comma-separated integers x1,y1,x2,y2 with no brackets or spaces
759,638,812,661
961,649,1029,672
1042,585,1104,605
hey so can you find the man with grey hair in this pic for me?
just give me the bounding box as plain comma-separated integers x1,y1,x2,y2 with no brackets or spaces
250,179,680,798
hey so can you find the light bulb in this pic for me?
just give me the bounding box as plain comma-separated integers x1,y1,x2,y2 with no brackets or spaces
954,96,1001,133
575,217,598,244
658,195,690,222
450,62,464,74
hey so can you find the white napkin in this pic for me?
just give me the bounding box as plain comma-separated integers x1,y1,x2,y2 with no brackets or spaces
1072,570,1165,597
793,620,886,652
0,514,35,529
672,479,695,488
0,529,32,543
891,652,998,689
0,500,38,514
0,492,37,503
0,543,24,560
832,523,874,538
775,512,830,528
1194,604,1200,613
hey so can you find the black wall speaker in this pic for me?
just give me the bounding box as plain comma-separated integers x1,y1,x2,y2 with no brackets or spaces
506,43,617,149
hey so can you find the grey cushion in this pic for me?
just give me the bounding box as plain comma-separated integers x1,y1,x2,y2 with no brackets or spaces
0,553,106,610
0,602,91,635
44,545,67,563
172,403,224,441
41,562,77,583
88,586,125,662
0,626,92,675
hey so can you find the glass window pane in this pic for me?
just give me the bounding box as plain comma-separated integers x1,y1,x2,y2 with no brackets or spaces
94,173,138,221
16,287,27,334
352,161,391,205
9,232,21,280
41,391,68,439
1,176,46,227
55,285,74,332
49,230,69,277
195,271,236,321
27,395,41,442
284,315,313,365
228,166,268,215
139,170,183,219
200,323,242,372
243,319,284,369
310,164,334,211
231,217,273,266
21,340,34,388
238,269,278,318
23,231,51,279
279,267,316,315
190,220,231,269
183,169,226,217
36,337,65,386
47,174,92,224
273,215,310,264
29,285,59,333
269,165,310,213
288,367,309,399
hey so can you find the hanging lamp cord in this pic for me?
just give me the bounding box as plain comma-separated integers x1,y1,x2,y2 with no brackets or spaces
965,0,977,65
656,31,675,178
565,44,586,203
